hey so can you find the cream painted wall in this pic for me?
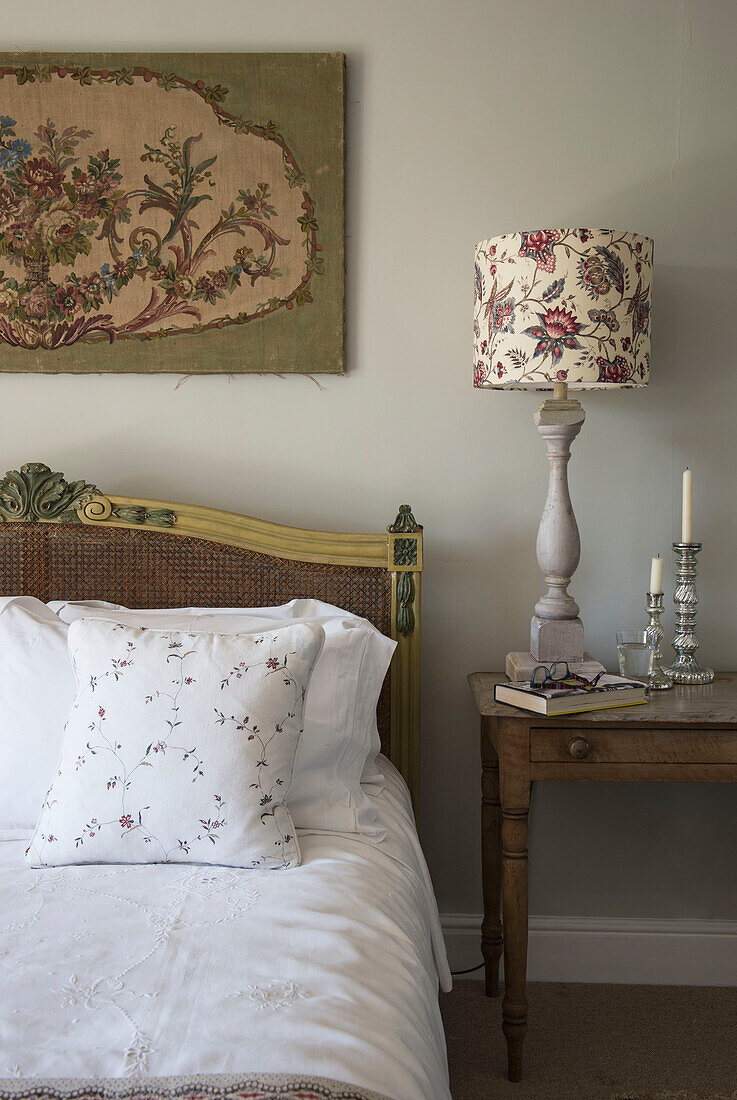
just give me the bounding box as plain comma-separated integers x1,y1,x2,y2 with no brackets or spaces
4,0,737,920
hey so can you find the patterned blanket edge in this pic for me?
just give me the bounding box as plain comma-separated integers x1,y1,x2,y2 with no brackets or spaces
0,1073,393,1100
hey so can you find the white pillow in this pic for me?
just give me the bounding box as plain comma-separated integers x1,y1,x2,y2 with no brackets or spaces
51,599,396,837
0,597,76,831
27,619,324,869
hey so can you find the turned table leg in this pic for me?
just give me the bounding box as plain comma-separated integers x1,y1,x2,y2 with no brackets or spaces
500,717,531,1083
501,806,530,1082
481,721,503,997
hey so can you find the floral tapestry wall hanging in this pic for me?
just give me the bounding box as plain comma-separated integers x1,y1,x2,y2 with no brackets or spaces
0,53,344,373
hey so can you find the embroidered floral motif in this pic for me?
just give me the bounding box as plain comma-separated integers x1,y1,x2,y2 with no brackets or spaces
178,868,241,899
88,639,136,691
123,1030,155,1077
235,979,313,1012
69,643,211,860
56,973,115,1010
54,973,158,1075
0,87,321,352
143,906,182,943
2,855,271,1081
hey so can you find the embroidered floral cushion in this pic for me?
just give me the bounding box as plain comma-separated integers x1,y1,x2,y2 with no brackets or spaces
26,619,324,870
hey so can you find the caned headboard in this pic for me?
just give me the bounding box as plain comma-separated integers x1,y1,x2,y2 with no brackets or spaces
0,463,423,810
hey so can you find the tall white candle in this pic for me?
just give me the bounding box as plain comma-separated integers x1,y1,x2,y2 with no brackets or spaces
682,468,693,543
650,555,663,594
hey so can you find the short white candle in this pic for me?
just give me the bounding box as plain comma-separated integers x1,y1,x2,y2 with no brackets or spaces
682,468,693,543
650,555,663,594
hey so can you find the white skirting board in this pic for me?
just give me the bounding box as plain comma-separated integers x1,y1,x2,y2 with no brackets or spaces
442,914,737,986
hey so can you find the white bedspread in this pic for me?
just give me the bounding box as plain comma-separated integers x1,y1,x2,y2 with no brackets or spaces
0,759,451,1100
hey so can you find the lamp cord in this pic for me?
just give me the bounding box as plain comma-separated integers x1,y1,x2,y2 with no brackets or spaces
450,961,485,976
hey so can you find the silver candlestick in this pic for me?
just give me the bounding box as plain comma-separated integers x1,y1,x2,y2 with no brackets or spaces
663,542,714,685
645,592,673,690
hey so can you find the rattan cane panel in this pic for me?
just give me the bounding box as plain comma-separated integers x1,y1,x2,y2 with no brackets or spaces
0,522,393,753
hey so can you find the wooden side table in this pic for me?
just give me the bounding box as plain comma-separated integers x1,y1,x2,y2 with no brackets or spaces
468,671,737,1083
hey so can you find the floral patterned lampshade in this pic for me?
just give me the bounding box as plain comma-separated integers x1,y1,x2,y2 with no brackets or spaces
473,228,653,389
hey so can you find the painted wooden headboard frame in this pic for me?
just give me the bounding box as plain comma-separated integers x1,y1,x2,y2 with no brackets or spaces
0,463,423,811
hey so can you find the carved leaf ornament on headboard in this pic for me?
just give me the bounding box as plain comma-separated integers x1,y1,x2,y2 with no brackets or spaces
387,504,422,637
0,463,175,527
0,462,98,523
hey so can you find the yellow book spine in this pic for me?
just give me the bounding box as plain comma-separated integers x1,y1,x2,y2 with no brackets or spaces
554,699,646,716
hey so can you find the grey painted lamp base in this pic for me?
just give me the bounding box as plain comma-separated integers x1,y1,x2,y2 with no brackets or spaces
530,615,584,662
507,383,607,686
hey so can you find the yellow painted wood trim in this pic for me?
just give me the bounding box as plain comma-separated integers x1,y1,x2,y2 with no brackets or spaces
79,494,413,570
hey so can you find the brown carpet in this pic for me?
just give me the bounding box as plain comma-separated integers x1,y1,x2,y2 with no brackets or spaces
440,981,737,1100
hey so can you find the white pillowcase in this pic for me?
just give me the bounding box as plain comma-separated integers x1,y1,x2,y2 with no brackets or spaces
50,599,396,836
0,597,76,831
27,619,324,869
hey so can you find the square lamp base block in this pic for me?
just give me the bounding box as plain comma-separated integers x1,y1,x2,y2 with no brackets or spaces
530,615,584,662
506,651,606,683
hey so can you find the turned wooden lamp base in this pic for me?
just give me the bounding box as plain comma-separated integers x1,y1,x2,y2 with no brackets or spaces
530,613,584,662
505,381,603,678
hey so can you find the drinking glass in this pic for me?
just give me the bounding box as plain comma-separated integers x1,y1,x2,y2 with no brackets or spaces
616,630,655,683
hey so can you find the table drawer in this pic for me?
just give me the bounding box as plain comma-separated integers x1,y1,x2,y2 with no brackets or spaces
531,727,737,764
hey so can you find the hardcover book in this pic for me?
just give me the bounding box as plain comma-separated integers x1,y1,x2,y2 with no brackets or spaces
494,674,647,716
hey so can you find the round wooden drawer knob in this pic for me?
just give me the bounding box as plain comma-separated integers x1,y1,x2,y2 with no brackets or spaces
568,736,592,760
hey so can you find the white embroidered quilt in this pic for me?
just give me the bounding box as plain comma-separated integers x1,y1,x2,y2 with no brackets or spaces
0,760,451,1100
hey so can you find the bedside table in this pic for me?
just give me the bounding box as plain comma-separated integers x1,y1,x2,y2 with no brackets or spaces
468,671,737,1083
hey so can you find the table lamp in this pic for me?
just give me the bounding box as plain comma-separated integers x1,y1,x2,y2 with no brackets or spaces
473,228,653,680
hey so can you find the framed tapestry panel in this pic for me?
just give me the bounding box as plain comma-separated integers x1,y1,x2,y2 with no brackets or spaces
0,52,344,373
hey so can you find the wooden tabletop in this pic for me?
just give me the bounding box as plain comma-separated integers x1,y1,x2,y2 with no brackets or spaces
468,672,737,726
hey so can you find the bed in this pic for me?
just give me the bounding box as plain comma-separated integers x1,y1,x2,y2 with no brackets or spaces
0,462,451,1100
